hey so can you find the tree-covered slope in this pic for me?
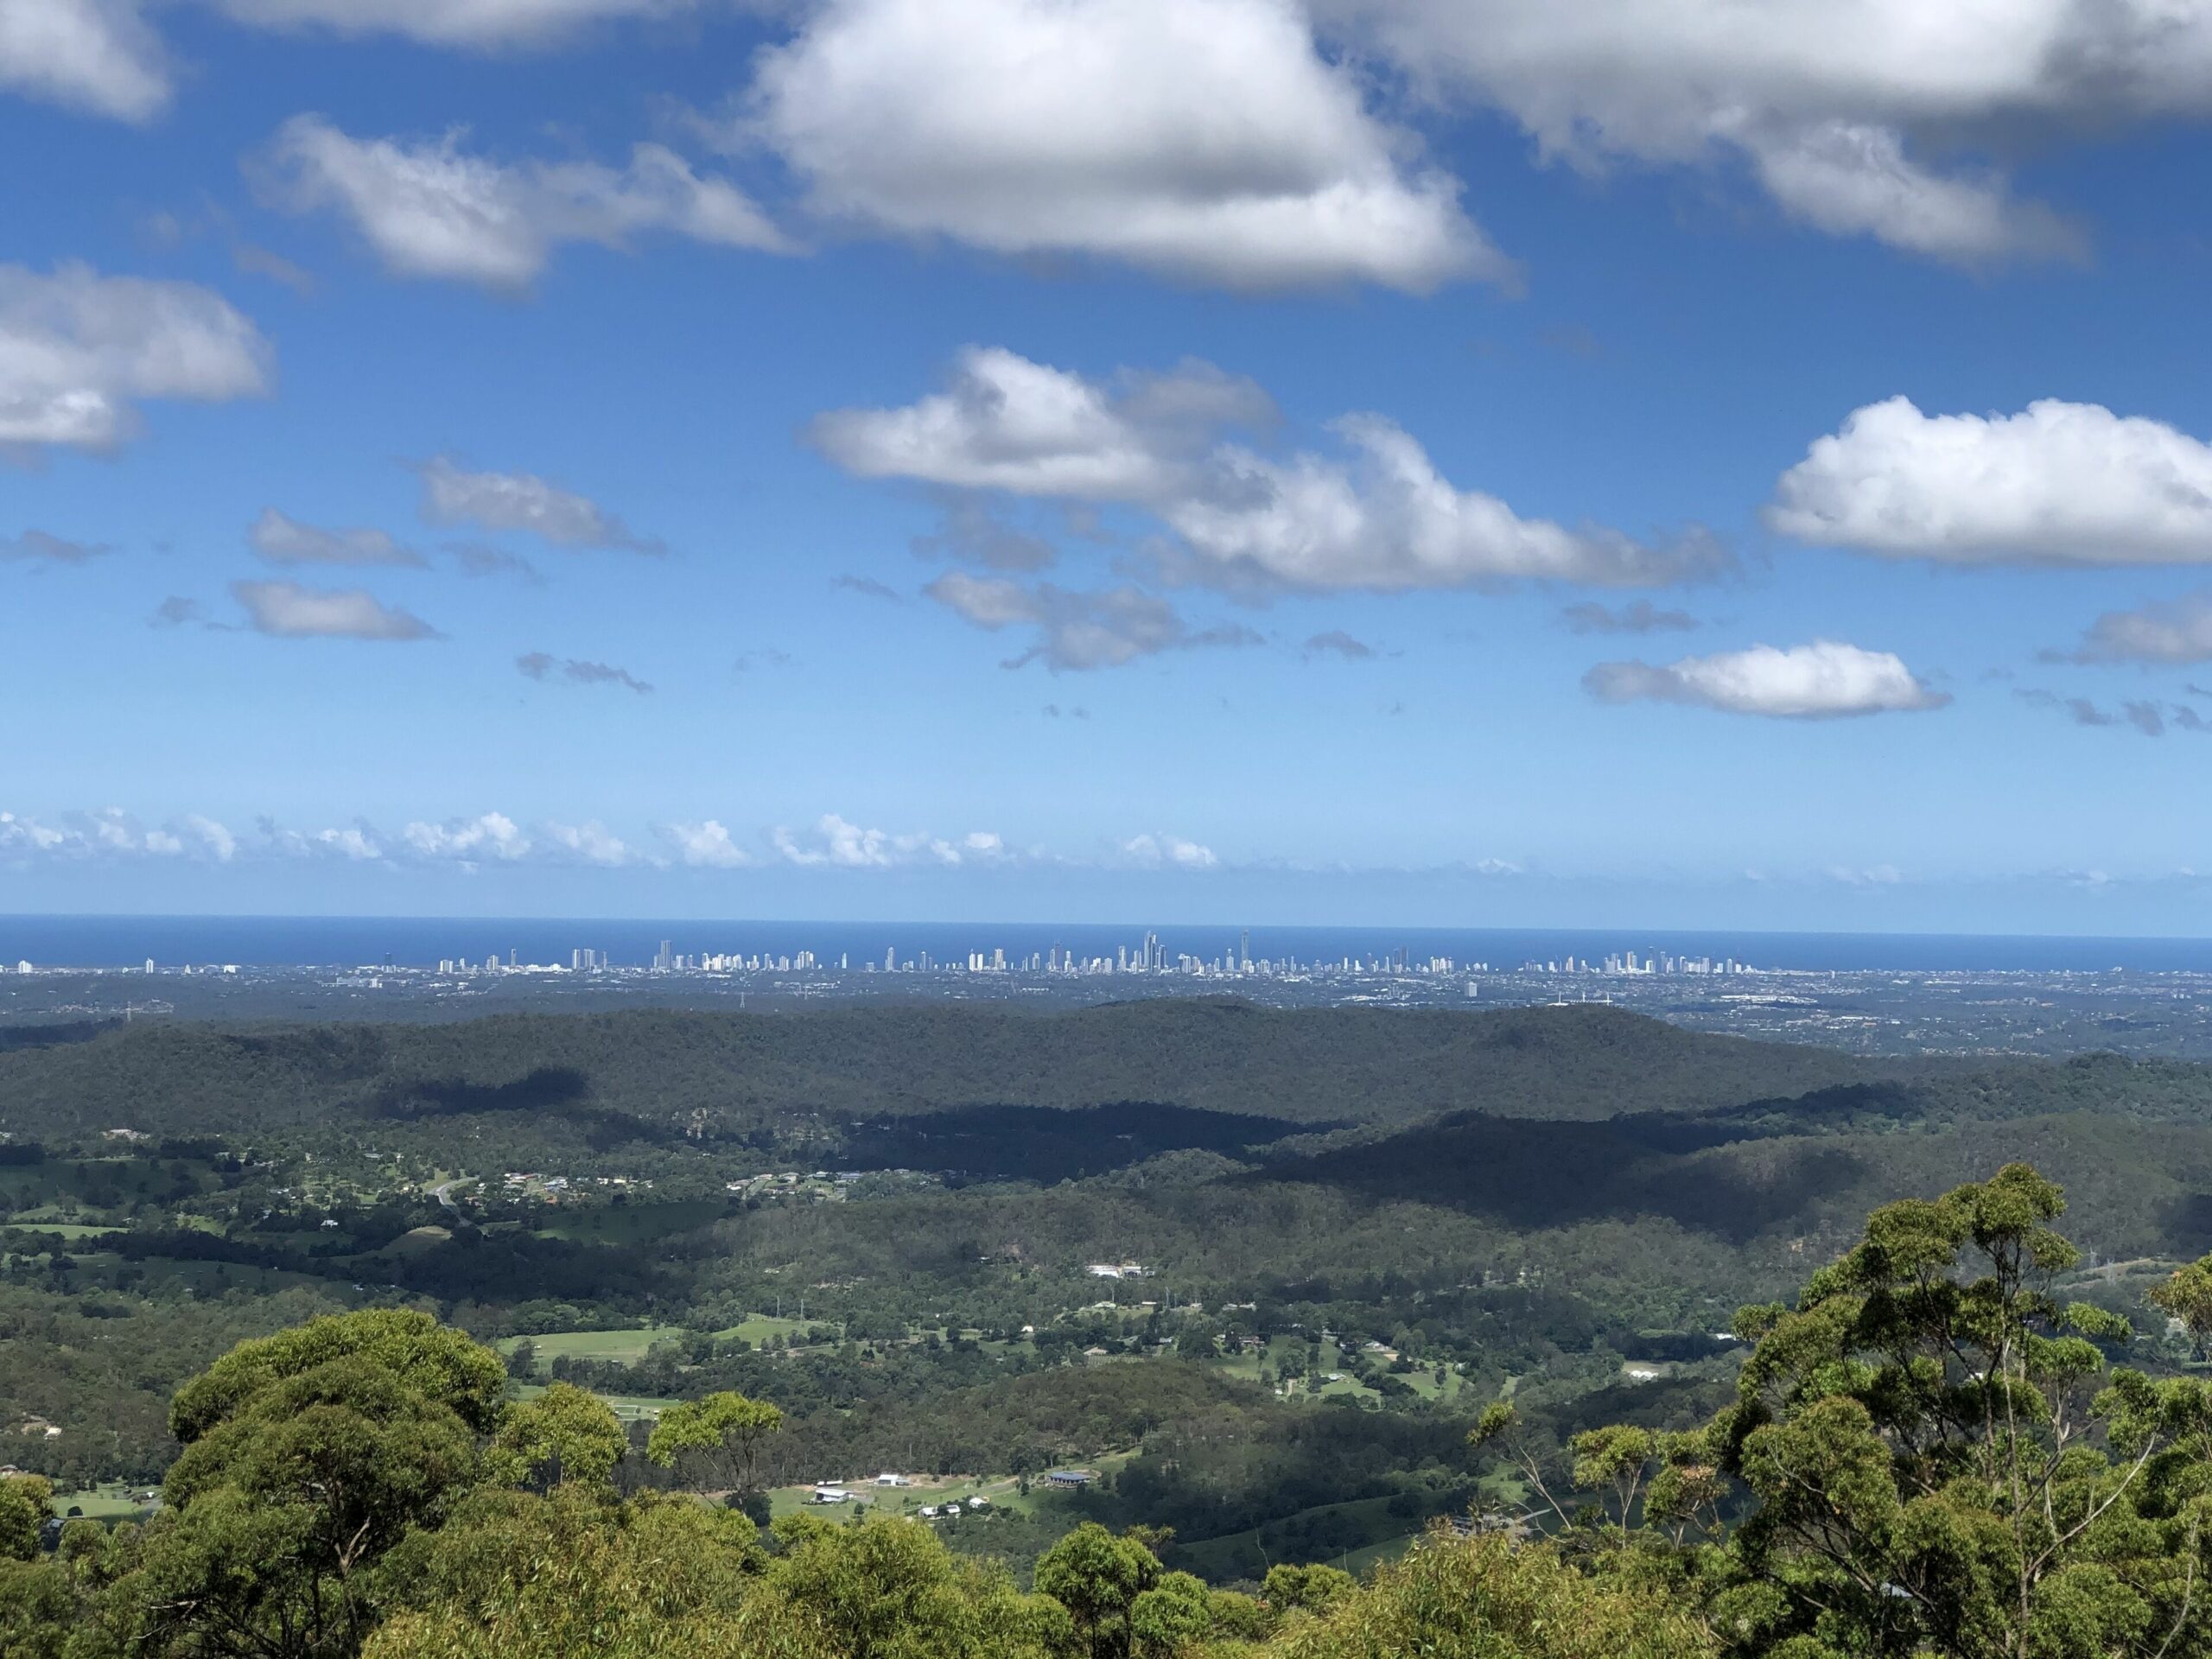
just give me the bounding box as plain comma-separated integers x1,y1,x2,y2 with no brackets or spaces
0,999,1885,1147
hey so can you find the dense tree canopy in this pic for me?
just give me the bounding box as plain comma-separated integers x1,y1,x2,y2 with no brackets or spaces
25,1164,2212,1659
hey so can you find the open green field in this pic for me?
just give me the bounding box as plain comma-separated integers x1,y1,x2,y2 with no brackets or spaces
1399,1363,1469,1403
766,1452,1137,1522
2,1222,121,1239
766,1475,1025,1521
48,1484,158,1521
499,1316,829,1376
500,1325,687,1368
1215,1335,1391,1403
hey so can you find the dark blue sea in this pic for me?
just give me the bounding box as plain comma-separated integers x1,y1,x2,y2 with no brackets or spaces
2,916,2210,973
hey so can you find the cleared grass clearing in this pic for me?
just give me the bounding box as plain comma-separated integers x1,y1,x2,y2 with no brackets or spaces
49,1483,158,1521
3,1222,120,1239
499,1325,686,1367
766,1452,1137,1522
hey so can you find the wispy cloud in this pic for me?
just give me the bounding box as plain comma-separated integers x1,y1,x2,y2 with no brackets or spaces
1,530,111,563
1561,599,1698,635
912,495,1057,572
149,595,207,628
1302,629,1376,660
448,542,543,583
257,115,791,290
417,456,662,553
249,506,423,568
232,242,315,295
516,652,653,693
926,570,1260,671
2017,688,2202,738
2051,591,2212,665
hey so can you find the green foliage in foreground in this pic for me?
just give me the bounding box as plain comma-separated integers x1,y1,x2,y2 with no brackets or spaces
1479,1162,2212,1658
21,1165,2212,1658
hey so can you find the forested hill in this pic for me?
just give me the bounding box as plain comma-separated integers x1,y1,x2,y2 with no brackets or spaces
0,998,1883,1144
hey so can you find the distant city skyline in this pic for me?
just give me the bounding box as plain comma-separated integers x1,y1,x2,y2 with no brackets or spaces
10,915,2212,976
11,4,2212,931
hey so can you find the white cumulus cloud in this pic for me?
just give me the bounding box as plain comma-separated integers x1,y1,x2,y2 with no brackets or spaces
3,807,240,861
231,579,439,640
1119,832,1218,869
1584,640,1949,719
543,820,642,866
770,812,1006,868
1310,0,2188,263
176,813,237,861
0,0,168,121
404,811,531,861
743,0,1504,293
1167,416,1716,592
1745,121,2082,264
0,811,70,855
0,263,271,451
823,348,1714,599
259,115,789,289
663,819,753,868
1770,397,2212,565
812,347,1261,500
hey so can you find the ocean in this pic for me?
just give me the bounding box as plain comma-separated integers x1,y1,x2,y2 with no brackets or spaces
2,915,2210,974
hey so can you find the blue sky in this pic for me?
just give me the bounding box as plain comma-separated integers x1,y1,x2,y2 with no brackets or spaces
10,0,2212,931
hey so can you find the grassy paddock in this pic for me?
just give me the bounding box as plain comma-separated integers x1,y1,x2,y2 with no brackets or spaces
499,1326,687,1367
